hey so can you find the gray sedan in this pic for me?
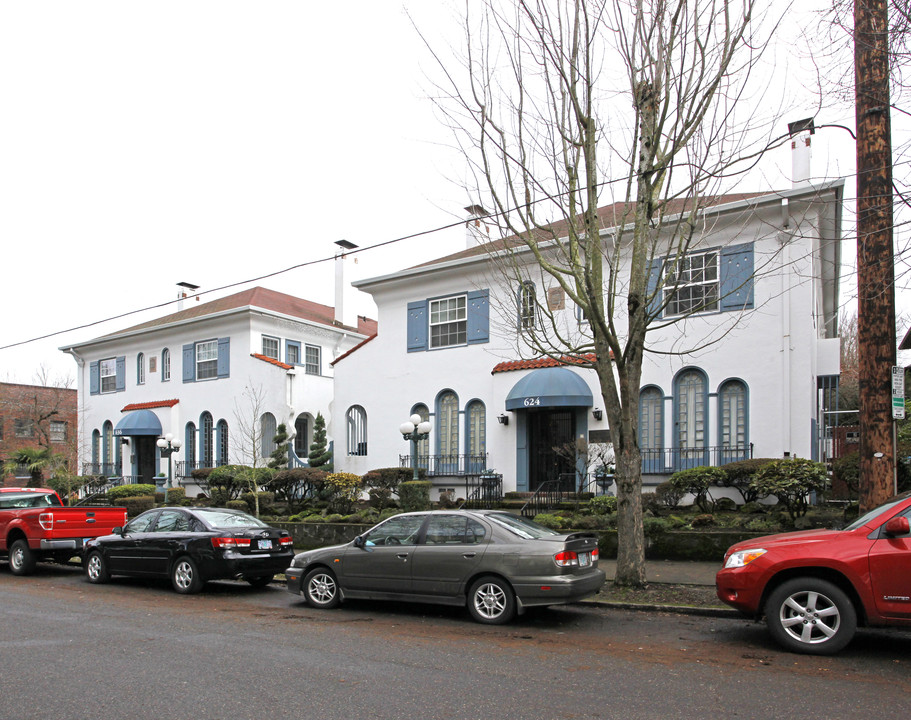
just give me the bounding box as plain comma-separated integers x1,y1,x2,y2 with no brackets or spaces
285,510,605,624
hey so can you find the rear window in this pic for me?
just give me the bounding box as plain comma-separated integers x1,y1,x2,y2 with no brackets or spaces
0,492,63,509
194,508,268,529
485,513,560,539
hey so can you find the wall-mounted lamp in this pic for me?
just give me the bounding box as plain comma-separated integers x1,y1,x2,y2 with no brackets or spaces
592,408,603,421
497,414,509,426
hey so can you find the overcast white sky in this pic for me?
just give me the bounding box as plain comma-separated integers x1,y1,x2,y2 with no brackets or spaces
0,1,902,386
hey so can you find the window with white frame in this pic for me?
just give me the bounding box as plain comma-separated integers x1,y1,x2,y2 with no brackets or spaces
287,342,301,366
305,345,321,375
50,421,67,443
346,405,367,456
162,348,171,381
137,353,145,385
196,340,218,380
719,379,748,461
665,251,719,315
519,282,536,330
100,358,117,393
262,336,280,360
675,370,707,461
430,295,467,348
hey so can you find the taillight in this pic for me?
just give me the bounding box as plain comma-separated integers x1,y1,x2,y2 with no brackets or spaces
38,512,54,531
279,536,293,547
591,548,599,563
211,537,252,549
554,550,579,567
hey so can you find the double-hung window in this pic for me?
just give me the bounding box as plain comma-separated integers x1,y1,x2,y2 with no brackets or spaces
430,295,467,348
50,421,67,443
287,342,301,366
305,345,321,375
665,250,719,315
196,340,218,380
262,336,279,360
100,358,117,393
519,282,536,330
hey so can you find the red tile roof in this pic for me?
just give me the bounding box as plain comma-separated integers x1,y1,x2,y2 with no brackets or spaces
492,354,598,374
330,333,378,366
121,399,180,412
251,353,293,370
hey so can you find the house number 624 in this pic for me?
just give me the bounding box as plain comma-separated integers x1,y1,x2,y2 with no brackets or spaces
523,397,541,407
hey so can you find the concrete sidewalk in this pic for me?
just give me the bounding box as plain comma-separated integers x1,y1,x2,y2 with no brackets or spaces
600,559,720,586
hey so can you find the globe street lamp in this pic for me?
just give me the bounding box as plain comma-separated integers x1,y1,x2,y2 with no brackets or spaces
399,414,432,481
156,433,182,504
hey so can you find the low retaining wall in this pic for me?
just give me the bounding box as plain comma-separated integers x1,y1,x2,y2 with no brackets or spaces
272,521,764,562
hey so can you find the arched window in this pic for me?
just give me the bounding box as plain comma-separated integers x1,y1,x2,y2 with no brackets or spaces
638,386,664,473
519,281,536,330
185,423,197,471
437,391,459,471
410,404,430,468
137,353,145,385
92,429,101,470
261,413,277,458
102,421,114,476
466,400,486,473
216,420,229,466
346,406,367,456
719,379,748,463
293,414,312,459
161,348,171,382
674,369,708,468
200,412,214,468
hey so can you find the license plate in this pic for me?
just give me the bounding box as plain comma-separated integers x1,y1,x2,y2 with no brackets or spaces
579,552,591,567
259,539,273,550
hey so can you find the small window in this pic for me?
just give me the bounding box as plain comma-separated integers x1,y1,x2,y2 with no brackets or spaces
14,419,33,438
665,251,719,315
287,342,301,365
50,421,67,444
305,345,321,376
346,405,367,456
162,348,171,382
137,353,145,385
100,358,117,393
262,336,280,360
196,340,218,380
519,282,536,330
261,413,277,458
430,295,467,348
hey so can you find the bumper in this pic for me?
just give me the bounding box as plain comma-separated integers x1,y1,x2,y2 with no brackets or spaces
40,538,86,552
513,568,606,608
715,567,766,614
286,567,304,595
210,551,294,580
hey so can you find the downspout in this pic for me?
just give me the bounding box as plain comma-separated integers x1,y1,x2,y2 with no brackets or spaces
779,200,792,456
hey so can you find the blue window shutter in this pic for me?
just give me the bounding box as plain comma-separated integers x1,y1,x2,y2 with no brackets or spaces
467,289,490,344
182,344,195,383
217,337,230,378
720,243,754,311
647,259,663,317
115,356,126,392
407,300,428,352
89,361,100,395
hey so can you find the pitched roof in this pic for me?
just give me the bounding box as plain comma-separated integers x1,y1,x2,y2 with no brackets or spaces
121,399,179,412
492,354,598,374
251,353,293,370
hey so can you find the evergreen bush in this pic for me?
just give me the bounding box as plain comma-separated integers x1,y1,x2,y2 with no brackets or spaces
398,481,432,512
107,484,156,501
752,457,828,519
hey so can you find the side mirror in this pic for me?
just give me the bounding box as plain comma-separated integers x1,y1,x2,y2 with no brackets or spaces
884,516,910,537
353,535,364,548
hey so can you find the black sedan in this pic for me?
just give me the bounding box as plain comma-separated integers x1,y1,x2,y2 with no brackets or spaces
83,507,294,594
286,510,605,624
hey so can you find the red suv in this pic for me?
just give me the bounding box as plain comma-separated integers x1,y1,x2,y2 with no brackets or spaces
716,492,911,654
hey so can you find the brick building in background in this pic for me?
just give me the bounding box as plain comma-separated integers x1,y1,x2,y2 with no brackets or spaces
0,382,77,487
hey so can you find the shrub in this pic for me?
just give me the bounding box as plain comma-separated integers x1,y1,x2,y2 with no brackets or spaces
588,495,617,515
241,491,275,515
640,492,660,515
668,466,726,512
690,514,715,528
752,457,828,519
720,458,777,503
643,516,671,537
398,481,432,512
713,497,738,512
533,513,564,530
108,484,156,501
207,465,251,501
122,496,155,517
362,467,415,509
654,481,684,510
160,487,186,504
268,467,329,512
325,472,364,514
226,500,249,513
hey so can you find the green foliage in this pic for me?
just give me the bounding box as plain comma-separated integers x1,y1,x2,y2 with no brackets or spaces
398,481,432,512
241,491,275,515
159,487,186,505
107,484,156,501
668,466,726,512
642,516,671,537
122,496,155,517
268,467,329,512
587,495,617,515
226,500,249,513
533,513,564,530
362,467,414,509
752,457,829,519
720,458,777,503
268,423,290,470
207,465,253,501
654,481,685,510
713,497,737,512
690,514,715,528
308,413,333,470
325,472,363,514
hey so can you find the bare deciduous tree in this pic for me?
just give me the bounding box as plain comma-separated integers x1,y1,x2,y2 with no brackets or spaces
232,383,271,517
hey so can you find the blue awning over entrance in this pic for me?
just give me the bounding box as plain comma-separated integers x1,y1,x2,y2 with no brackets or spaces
114,409,163,436
505,367,594,410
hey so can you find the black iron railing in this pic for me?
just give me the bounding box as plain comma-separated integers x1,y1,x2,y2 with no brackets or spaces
399,454,489,477
81,463,120,478
461,474,503,510
520,479,567,518
640,444,753,474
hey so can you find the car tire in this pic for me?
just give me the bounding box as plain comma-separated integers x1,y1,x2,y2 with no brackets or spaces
467,576,516,625
9,539,36,576
765,577,857,655
303,568,340,609
244,574,274,589
171,556,204,594
84,550,110,584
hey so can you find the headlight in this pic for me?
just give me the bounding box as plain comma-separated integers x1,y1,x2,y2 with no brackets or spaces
292,553,309,568
724,548,767,569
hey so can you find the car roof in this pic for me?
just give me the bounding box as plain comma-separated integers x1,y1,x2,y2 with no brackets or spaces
0,487,54,493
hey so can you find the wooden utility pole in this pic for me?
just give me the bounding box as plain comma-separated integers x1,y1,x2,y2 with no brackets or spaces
855,0,897,510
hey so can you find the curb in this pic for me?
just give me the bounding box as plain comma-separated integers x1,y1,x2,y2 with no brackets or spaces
584,599,740,618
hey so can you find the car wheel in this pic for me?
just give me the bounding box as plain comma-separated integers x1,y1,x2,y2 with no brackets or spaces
765,577,857,655
84,551,110,584
171,556,204,594
468,576,516,625
303,568,340,609
244,574,274,589
9,539,36,576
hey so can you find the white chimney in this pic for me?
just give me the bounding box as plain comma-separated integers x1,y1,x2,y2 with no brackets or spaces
465,205,491,249
176,281,200,311
334,240,358,325
787,118,814,187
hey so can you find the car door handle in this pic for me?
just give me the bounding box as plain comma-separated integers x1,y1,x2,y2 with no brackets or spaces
396,553,409,562
462,552,476,559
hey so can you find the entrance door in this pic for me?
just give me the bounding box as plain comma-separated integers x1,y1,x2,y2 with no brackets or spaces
133,436,157,484
527,410,576,491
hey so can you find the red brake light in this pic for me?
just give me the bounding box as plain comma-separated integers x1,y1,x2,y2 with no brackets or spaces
591,548,599,562
279,536,293,547
554,550,579,567
211,537,252,549
38,512,54,531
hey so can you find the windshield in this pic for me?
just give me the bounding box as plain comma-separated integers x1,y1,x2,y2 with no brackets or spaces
0,491,62,509
485,512,560,539
843,492,911,531
195,508,268,529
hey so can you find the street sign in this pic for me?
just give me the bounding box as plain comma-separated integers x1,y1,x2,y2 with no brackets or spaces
893,366,906,420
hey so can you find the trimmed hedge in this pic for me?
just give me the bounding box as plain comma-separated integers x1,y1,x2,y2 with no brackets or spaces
398,481,431,512
107,484,156,501
122,496,155,517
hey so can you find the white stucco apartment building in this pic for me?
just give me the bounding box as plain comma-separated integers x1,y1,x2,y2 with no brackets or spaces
61,286,376,494
331,179,844,500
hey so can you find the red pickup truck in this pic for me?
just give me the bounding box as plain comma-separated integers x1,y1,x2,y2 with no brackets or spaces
1,487,127,576
716,491,911,655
